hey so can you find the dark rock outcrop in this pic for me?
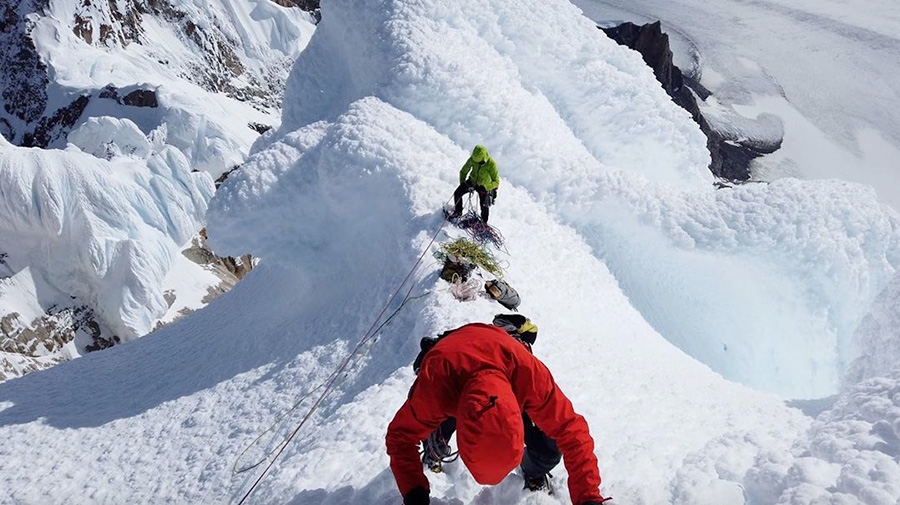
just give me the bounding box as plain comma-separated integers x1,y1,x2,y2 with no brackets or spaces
99,84,159,108
602,21,781,181
215,166,239,188
22,95,90,148
122,89,159,107
0,304,109,381
248,122,272,135
272,0,321,23
603,21,681,96
1,0,50,140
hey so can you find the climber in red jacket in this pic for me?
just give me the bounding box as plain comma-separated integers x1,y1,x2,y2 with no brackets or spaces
386,323,610,505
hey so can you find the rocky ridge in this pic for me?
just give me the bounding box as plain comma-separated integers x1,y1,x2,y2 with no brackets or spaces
602,21,782,181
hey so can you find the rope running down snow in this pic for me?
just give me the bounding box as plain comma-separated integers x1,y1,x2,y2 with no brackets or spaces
231,288,430,475
234,203,452,505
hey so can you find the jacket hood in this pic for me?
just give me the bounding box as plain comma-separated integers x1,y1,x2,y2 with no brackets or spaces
456,369,523,484
472,145,489,163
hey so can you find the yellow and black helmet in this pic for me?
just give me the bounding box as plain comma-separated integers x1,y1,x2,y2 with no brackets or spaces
492,313,538,345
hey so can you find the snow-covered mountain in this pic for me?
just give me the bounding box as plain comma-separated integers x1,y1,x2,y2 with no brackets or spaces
0,0,316,380
575,0,900,209
2,0,900,504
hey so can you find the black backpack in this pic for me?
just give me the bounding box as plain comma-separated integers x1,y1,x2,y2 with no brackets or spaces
413,324,533,374
440,256,475,283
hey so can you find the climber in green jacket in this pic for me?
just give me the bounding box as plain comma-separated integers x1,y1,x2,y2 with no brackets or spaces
448,145,500,224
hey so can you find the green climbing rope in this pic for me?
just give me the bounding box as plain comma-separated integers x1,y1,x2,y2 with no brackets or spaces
437,237,504,278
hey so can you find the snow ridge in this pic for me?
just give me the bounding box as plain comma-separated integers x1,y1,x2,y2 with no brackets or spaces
268,0,900,398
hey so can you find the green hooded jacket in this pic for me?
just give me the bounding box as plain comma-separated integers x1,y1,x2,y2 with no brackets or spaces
459,145,500,191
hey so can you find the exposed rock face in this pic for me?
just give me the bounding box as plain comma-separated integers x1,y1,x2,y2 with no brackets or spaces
122,89,159,108
1,0,313,146
603,21,681,96
248,122,273,135
273,0,321,23
602,21,781,181
184,230,254,288
71,0,143,47
0,305,107,382
22,95,90,148
99,84,158,108
158,231,254,327
0,0,50,141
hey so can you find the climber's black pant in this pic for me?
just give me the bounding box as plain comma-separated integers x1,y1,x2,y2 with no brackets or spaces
452,181,493,223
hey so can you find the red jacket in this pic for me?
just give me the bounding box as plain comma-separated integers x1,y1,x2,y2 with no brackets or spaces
386,323,604,504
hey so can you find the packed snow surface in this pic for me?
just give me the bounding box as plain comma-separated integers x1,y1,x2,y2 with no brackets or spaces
2,0,900,504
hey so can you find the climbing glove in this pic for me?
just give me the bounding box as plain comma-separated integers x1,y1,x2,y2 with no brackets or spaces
404,486,429,505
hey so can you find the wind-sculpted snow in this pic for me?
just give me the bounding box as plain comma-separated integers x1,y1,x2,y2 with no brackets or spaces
845,271,900,386
67,116,152,160
209,98,464,265
573,177,900,398
745,370,900,504
273,0,900,397
0,136,214,339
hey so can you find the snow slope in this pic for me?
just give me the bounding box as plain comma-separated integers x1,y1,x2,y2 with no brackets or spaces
2,1,900,504
268,0,900,399
0,98,806,504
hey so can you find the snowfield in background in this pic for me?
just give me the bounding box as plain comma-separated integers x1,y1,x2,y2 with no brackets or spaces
2,0,900,504
575,0,900,209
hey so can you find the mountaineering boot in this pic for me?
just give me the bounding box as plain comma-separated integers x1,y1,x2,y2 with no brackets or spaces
421,430,451,473
522,469,553,493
